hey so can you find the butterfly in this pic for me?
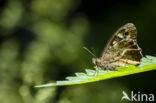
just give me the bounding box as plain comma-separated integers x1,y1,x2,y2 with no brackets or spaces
91,23,143,70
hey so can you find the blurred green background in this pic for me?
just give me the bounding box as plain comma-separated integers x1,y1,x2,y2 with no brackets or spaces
0,0,156,103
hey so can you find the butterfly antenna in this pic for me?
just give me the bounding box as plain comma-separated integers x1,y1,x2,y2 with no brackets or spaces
83,47,97,57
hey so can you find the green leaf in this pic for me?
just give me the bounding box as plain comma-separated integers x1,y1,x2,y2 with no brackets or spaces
35,55,156,87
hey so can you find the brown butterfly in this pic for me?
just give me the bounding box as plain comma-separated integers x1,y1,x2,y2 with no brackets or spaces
85,23,143,70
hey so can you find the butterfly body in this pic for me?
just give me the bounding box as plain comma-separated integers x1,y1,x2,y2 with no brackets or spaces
92,23,143,70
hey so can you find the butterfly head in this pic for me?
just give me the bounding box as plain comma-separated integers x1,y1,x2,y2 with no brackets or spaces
116,23,137,40
92,58,101,66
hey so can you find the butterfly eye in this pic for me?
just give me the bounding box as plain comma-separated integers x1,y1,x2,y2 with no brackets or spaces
124,32,129,35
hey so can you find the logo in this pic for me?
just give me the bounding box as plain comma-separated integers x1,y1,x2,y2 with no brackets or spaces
121,91,154,102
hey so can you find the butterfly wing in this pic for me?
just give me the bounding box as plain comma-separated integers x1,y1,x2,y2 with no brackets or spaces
101,23,142,65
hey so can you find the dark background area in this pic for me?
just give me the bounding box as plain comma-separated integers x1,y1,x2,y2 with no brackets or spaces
0,0,156,103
